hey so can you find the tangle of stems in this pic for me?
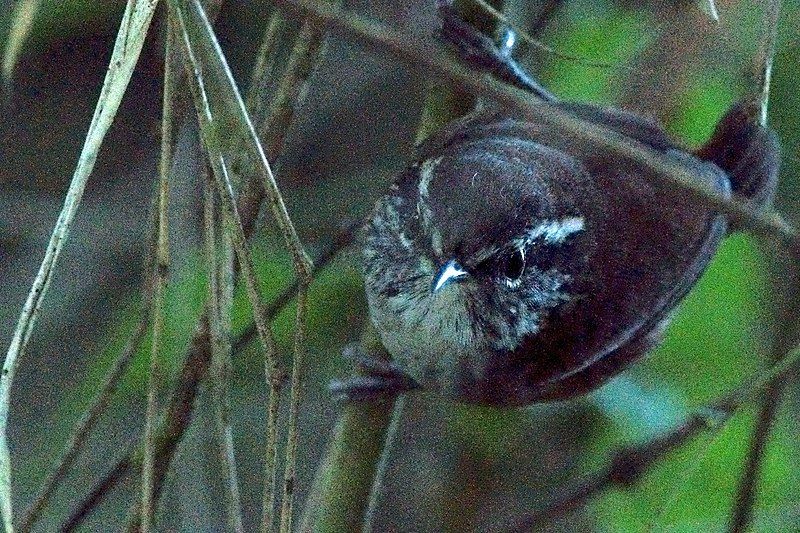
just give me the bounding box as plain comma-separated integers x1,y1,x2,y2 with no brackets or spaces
10,1,795,531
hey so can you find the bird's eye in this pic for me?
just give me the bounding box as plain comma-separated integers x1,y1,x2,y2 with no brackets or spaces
502,247,526,283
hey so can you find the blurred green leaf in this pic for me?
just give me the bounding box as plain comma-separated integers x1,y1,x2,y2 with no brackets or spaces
595,407,799,530
670,73,738,146
543,7,651,103
646,234,771,405
2,0,43,87
590,376,687,442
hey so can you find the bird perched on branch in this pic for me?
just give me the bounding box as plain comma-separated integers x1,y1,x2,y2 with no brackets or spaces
351,1,780,407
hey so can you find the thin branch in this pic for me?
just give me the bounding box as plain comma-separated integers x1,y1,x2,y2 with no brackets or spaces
0,1,159,529
201,151,275,533
62,220,358,531
17,314,149,532
469,0,621,68
261,370,282,533
246,10,287,120
181,0,314,280
2,0,44,90
175,13,295,531
755,0,781,126
256,14,331,169
508,341,800,531
61,455,135,532
278,284,309,533
173,8,320,528
162,21,282,533
270,8,342,528
272,0,799,253
18,135,169,533
728,2,786,530
728,377,789,533
233,221,359,355
362,394,407,533
703,0,720,22
205,169,245,532
64,0,336,525
140,7,177,530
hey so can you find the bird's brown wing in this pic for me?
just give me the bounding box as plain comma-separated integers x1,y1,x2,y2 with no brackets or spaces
469,103,732,405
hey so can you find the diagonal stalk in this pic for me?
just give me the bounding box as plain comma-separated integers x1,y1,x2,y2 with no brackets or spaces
65,0,337,526
204,169,245,532
277,283,309,533
729,2,787,530
2,0,44,89
141,6,178,530
273,0,799,252
509,339,800,531
0,2,159,530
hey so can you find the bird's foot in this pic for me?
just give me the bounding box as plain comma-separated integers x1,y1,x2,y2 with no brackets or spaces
330,343,419,402
435,0,556,101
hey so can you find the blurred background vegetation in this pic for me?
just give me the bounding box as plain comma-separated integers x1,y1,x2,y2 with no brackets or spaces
1,0,798,530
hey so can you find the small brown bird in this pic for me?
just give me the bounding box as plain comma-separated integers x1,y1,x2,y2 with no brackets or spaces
353,3,779,407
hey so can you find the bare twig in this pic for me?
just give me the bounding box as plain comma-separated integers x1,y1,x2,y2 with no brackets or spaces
205,169,245,532
2,0,44,90
61,455,135,532
179,0,315,281
469,0,621,68
362,394,407,533
728,3,786,530
729,375,791,533
278,284,309,533
508,342,800,531
0,2,159,529
175,3,286,523
64,0,335,525
272,0,799,253
754,0,781,127
270,8,342,529
17,315,150,532
174,6,317,533
233,221,359,355
62,220,358,531
174,7,319,528
262,373,282,533
18,131,169,533
140,8,177,530
703,0,720,22
246,11,287,120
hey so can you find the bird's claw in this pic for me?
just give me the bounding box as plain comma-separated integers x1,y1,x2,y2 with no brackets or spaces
435,0,557,101
331,343,419,402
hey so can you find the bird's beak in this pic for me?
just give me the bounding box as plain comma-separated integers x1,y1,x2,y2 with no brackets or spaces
432,259,468,293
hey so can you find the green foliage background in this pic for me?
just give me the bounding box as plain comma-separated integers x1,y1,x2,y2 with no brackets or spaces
1,0,798,530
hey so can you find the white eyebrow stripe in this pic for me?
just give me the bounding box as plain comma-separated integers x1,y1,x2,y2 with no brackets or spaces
417,157,441,205
416,156,444,255
470,217,585,265
517,216,585,247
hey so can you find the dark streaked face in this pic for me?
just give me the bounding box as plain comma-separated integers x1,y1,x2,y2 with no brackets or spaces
361,136,592,394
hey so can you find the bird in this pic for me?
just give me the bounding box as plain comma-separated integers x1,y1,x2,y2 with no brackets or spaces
352,4,780,407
